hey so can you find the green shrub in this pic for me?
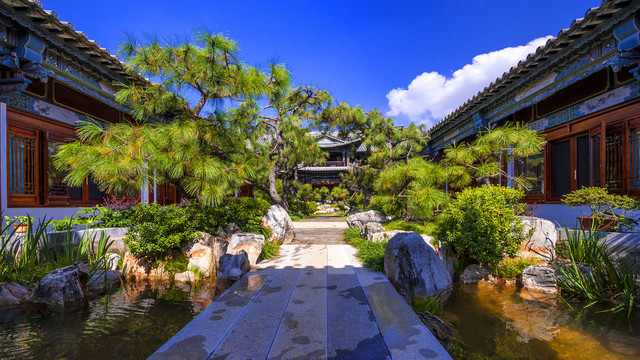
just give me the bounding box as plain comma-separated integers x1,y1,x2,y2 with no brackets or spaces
491,257,539,279
343,228,386,273
124,203,198,257
383,219,435,235
412,295,442,315
435,185,526,267
290,201,317,216
259,240,281,261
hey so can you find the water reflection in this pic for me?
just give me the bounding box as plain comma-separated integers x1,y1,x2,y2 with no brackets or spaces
0,281,218,360
442,282,640,359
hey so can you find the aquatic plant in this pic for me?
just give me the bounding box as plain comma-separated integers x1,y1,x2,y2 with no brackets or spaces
412,295,442,315
491,257,539,279
554,226,638,317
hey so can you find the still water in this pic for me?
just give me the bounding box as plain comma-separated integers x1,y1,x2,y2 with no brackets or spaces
441,282,640,360
0,282,218,360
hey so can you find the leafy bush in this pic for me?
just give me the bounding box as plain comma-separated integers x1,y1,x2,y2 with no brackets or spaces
435,185,526,267
562,186,638,231
343,227,386,272
189,197,271,238
491,257,538,279
383,219,435,235
290,201,317,216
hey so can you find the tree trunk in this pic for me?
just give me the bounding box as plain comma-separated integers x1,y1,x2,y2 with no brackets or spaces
404,200,413,221
267,163,284,207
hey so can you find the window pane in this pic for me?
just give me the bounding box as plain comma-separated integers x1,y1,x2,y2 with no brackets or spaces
8,133,36,195
631,128,640,190
553,140,571,198
591,134,601,187
88,178,104,202
605,130,623,192
518,152,544,195
69,186,83,201
47,142,69,197
577,135,590,189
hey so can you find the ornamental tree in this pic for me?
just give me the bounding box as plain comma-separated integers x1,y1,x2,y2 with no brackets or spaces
55,32,329,208
442,123,545,190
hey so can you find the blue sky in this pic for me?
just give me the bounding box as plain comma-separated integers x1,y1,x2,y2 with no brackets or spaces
41,0,601,127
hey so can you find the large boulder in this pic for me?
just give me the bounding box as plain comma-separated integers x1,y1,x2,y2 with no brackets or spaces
361,222,385,237
32,262,89,306
227,233,265,266
0,282,32,306
521,265,558,294
217,252,251,283
262,205,295,244
346,210,391,230
460,264,493,283
368,230,410,243
122,252,170,281
520,216,558,261
181,232,228,278
384,232,452,303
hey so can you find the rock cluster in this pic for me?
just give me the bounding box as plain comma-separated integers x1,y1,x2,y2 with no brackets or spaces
521,265,558,294
460,264,493,283
0,282,32,306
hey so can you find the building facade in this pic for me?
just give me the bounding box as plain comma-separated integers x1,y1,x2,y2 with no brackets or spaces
296,132,365,188
0,0,179,221
427,0,640,224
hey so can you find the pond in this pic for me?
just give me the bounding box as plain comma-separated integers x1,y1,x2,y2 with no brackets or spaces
0,282,218,360
441,282,640,360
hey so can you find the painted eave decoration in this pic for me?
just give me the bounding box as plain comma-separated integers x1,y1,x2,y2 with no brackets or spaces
427,0,640,150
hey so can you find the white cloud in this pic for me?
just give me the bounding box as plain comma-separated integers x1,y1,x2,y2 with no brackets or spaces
386,36,553,128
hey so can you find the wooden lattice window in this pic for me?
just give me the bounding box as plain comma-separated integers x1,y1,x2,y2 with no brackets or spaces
605,130,624,192
8,126,39,205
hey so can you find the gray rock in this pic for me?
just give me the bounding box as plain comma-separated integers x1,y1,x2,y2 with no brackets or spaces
346,210,391,230
416,312,454,342
521,265,558,294
217,252,251,285
181,232,228,278
107,253,121,271
520,216,558,261
0,282,31,306
32,262,89,306
384,232,452,303
227,233,265,266
368,230,410,243
87,270,122,293
262,205,295,244
460,264,493,283
224,223,242,236
174,271,197,283
361,222,385,237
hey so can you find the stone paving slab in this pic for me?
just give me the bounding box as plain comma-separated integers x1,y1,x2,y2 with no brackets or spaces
149,243,451,360
293,216,348,245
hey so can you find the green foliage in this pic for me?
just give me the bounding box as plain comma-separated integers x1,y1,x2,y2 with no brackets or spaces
289,201,317,216
124,203,197,257
435,185,526,267
412,295,442,315
164,254,189,277
293,182,314,202
562,187,638,230
382,219,435,235
328,105,430,201
371,158,447,221
554,229,638,317
346,191,365,211
491,257,539,279
329,186,348,202
1,216,112,289
343,228,386,273
259,240,281,261
444,123,545,190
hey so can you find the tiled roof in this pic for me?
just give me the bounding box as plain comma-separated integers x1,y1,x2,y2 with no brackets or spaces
427,0,634,136
1,0,138,84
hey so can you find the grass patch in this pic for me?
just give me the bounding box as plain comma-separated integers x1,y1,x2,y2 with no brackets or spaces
382,219,435,235
412,295,442,315
491,257,539,279
164,253,188,277
259,240,281,261
344,227,386,273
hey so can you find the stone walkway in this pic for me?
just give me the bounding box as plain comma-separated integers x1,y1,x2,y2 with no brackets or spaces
149,218,451,360
292,216,348,244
